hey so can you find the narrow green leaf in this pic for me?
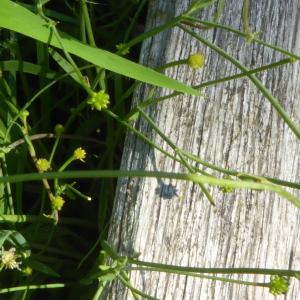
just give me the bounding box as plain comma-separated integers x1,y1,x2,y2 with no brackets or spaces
0,0,201,96
48,48,82,84
0,60,56,79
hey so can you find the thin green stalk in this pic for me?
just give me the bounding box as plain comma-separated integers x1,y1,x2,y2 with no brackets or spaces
54,153,77,193
127,58,292,118
79,1,87,43
117,16,182,55
180,24,300,140
182,17,300,60
156,59,188,71
105,109,177,161
213,0,225,23
80,0,106,90
129,267,269,288
117,274,159,300
194,58,292,88
121,102,299,192
183,0,217,17
48,136,60,164
95,110,300,191
7,105,297,197
176,150,214,204
93,283,109,300
118,270,141,300
123,0,148,43
21,125,54,202
0,170,299,208
137,107,214,204
102,242,286,290
181,150,300,190
77,234,102,269
242,0,251,35
112,81,140,111
37,0,92,94
0,214,95,228
128,258,300,277
51,28,92,94
64,100,87,132
80,0,96,47
36,40,51,132
107,107,208,178
66,184,91,201
0,283,71,294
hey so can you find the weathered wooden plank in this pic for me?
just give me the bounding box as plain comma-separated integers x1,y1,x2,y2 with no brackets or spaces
106,0,300,299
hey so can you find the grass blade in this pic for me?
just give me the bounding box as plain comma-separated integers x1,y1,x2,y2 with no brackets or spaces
0,0,201,96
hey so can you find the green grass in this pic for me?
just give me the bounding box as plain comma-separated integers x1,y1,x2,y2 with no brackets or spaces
0,0,299,299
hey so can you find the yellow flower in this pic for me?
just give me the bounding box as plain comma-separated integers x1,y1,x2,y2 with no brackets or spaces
51,195,65,211
0,247,22,270
187,53,205,69
73,147,86,162
36,158,50,172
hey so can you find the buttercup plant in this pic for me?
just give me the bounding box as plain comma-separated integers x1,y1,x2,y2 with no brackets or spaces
0,0,299,298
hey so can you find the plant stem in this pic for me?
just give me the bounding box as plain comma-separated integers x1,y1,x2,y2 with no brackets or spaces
129,258,300,277
182,17,300,60
180,24,300,140
137,106,214,205
0,283,71,294
0,170,299,208
127,58,292,117
129,266,269,287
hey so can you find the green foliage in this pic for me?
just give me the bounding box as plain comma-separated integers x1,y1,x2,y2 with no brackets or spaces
0,0,299,298
0,0,200,96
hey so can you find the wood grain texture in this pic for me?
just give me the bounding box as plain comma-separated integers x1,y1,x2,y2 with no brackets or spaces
106,0,300,299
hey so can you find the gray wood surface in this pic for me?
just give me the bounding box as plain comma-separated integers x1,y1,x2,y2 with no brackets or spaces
106,0,300,299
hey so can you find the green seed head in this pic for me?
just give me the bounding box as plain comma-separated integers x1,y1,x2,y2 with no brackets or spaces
188,53,205,69
54,124,64,136
87,90,110,111
269,275,289,295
